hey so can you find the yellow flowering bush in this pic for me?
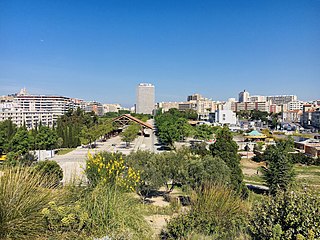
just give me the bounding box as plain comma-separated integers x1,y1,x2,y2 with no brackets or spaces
85,151,140,191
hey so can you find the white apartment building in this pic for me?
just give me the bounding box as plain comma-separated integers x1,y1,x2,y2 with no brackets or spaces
212,110,237,125
0,89,81,129
287,101,304,111
136,83,155,115
249,95,267,102
266,95,297,105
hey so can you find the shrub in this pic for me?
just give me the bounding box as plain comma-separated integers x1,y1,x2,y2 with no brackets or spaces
41,201,90,233
34,160,63,186
82,183,152,239
163,184,249,239
249,190,320,239
0,167,56,239
85,152,140,191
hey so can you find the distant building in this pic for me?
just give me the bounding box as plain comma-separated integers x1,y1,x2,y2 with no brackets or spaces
301,104,320,129
311,108,320,130
250,95,266,102
234,102,270,112
210,110,237,125
0,89,82,129
157,102,182,112
287,101,304,111
187,93,203,101
84,101,103,116
266,95,297,105
102,103,122,113
239,90,250,103
282,110,302,123
136,83,155,114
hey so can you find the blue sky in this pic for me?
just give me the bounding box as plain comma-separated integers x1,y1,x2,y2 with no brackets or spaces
0,0,319,106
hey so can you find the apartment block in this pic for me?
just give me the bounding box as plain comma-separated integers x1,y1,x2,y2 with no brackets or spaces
0,89,82,129
266,95,297,105
136,83,155,114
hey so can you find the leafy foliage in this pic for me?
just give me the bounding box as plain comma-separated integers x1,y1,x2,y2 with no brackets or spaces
210,126,248,197
85,152,140,191
33,160,63,186
56,108,99,148
155,109,194,147
41,201,90,233
120,124,140,147
34,125,61,150
125,151,164,199
249,190,320,240
262,142,295,195
194,124,214,140
0,119,17,153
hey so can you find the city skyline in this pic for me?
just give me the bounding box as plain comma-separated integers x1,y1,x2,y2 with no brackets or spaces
0,0,319,105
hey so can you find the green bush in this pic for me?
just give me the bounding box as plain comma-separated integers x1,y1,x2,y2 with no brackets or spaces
81,183,152,240
0,167,57,239
163,184,249,239
85,152,140,191
34,160,63,186
249,190,320,239
41,201,90,233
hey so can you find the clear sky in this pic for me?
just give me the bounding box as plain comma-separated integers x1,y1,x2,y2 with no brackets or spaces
0,0,319,107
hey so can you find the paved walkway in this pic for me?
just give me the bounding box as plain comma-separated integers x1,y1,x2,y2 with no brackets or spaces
53,130,157,184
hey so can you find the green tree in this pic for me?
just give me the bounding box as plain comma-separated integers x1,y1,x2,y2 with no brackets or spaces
194,124,214,140
126,151,164,199
8,126,33,155
209,126,248,197
0,119,17,153
121,124,140,147
80,126,98,147
185,155,231,189
262,143,295,195
35,125,59,150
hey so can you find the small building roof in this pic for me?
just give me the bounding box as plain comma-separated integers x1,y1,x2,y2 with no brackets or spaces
112,114,153,129
245,130,267,139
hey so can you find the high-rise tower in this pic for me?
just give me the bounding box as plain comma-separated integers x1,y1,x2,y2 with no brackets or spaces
239,90,250,102
136,83,155,114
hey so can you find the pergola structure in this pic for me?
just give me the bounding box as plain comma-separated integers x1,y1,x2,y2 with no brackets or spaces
112,114,153,130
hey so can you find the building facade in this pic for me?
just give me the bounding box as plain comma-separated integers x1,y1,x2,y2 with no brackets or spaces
136,83,155,115
239,90,250,102
266,95,297,105
0,93,80,129
212,110,237,125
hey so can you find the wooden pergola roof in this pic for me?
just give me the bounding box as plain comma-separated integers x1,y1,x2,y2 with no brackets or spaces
112,114,153,130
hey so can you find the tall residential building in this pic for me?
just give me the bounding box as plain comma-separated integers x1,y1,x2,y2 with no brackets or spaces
249,95,266,102
287,101,304,111
0,88,84,129
136,83,155,114
266,95,297,105
239,90,250,102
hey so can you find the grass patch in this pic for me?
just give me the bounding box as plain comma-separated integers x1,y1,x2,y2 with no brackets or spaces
0,167,58,239
140,203,178,216
56,148,75,155
243,175,265,184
